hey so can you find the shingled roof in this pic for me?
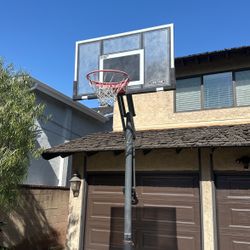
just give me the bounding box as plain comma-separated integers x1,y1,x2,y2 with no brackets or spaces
42,124,250,160
175,45,250,66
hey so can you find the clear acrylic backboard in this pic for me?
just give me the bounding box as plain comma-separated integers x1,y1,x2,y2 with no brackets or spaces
73,24,175,100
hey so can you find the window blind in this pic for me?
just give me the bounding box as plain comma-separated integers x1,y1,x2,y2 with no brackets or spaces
203,72,233,109
176,77,201,112
235,70,250,106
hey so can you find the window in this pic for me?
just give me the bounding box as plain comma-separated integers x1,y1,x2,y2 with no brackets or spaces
176,69,250,112
203,72,233,109
176,78,201,112
235,70,250,106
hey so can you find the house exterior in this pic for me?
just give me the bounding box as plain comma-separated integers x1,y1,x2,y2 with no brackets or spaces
25,80,112,186
43,46,250,250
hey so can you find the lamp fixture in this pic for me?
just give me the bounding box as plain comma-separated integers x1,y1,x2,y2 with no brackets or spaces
236,156,250,169
70,174,81,197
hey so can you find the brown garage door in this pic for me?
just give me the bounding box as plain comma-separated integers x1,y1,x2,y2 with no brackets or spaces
84,173,201,250
215,173,250,250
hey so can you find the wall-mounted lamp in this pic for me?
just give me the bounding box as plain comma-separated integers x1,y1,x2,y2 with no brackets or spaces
70,174,81,197
236,156,250,169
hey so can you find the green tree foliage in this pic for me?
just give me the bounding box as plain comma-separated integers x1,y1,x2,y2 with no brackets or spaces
0,60,44,210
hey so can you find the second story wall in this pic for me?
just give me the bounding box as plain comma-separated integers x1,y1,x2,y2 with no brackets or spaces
113,47,250,131
25,88,111,187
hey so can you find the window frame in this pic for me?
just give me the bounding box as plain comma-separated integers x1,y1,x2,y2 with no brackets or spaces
234,69,250,107
174,67,250,113
175,77,202,112
203,71,234,109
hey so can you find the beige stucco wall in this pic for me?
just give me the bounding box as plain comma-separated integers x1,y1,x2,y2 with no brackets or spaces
199,148,217,250
66,179,86,250
66,153,87,250
113,91,250,131
71,148,199,174
113,56,250,131
72,147,250,172
213,147,250,171
87,148,199,171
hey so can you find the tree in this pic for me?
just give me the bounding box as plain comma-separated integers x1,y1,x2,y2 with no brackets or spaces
0,60,44,210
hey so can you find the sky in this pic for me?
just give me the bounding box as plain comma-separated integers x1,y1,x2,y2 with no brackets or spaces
1,0,250,107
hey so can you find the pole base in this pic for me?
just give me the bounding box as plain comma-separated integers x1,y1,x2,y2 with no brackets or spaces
123,239,134,250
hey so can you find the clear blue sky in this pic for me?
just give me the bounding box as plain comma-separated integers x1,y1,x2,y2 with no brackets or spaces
1,0,250,107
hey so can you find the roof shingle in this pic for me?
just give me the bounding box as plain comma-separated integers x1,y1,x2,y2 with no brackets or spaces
42,124,250,160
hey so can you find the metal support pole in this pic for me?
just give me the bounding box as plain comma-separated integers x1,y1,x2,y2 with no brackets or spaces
124,114,134,250
117,95,136,250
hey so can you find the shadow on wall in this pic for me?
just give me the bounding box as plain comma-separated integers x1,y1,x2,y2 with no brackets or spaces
25,138,60,186
27,157,60,186
0,188,65,250
110,207,177,250
65,206,79,250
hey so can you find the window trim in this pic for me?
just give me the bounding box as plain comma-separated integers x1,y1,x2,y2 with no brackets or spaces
174,67,250,113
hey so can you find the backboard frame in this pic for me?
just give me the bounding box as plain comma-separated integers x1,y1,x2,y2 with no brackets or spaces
73,24,175,100
100,49,144,86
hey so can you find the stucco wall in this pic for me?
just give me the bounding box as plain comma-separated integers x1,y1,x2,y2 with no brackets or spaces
79,148,199,172
213,147,250,171
113,91,250,131
74,147,250,172
113,55,250,131
0,186,69,249
25,92,111,187
199,148,217,250
71,109,111,137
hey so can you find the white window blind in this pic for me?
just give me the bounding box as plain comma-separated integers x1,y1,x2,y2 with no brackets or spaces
203,72,233,109
235,70,250,106
176,77,201,112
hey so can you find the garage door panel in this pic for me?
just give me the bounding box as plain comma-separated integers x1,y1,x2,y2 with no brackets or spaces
90,186,123,195
217,190,250,202
141,186,199,196
88,174,124,186
219,234,250,250
85,228,200,250
139,175,199,187
87,228,136,250
216,195,250,204
231,241,250,250
139,191,199,203
140,175,199,198
216,174,250,250
88,203,122,219
85,173,200,250
85,225,125,249
140,200,200,226
88,204,137,222
139,232,178,250
104,206,199,233
216,175,250,188
137,231,198,250
218,204,250,229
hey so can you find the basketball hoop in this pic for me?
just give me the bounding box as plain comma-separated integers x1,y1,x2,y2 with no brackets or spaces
86,69,130,106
